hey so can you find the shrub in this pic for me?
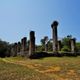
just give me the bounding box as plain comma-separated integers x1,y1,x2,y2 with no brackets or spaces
61,46,70,52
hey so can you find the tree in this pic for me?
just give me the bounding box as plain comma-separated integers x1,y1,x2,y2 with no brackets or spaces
40,36,48,51
61,35,72,52
0,39,10,57
62,35,72,47
40,38,45,46
40,38,45,51
61,46,70,52
76,42,80,52
47,41,53,52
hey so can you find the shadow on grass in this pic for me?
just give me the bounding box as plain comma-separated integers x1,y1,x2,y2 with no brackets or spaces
29,52,78,59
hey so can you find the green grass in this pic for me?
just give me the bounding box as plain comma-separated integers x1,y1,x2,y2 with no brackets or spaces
0,56,80,80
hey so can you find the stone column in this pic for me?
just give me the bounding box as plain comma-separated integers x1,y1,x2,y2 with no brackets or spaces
51,21,58,53
21,37,27,56
11,45,14,56
11,43,17,56
14,43,18,56
29,31,35,56
44,36,48,52
70,38,76,52
17,42,21,53
21,37,27,52
58,40,61,51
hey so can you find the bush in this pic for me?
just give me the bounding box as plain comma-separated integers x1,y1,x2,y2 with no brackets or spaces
61,46,70,52
0,39,10,57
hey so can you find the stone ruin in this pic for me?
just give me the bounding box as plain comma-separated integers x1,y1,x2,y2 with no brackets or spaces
70,38,76,52
11,43,17,57
29,31,35,56
11,21,77,57
58,40,61,51
51,21,58,53
21,37,27,56
44,36,48,52
11,31,35,57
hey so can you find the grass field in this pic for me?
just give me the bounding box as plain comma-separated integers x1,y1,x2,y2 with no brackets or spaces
0,56,80,80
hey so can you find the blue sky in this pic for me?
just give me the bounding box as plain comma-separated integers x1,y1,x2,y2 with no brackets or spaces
0,0,80,44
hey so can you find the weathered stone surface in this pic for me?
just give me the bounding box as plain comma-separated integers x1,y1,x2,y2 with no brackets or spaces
11,43,17,56
58,40,61,51
29,31,35,56
17,42,21,55
70,38,76,52
17,42,21,52
44,36,48,52
51,21,58,53
21,37,27,56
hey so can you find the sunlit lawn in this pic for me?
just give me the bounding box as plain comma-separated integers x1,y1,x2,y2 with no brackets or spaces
0,56,80,80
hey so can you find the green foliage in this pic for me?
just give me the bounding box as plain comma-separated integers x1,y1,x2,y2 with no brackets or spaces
40,38,45,45
36,45,45,52
47,41,53,51
0,39,10,57
62,35,72,47
61,35,72,52
61,46,70,52
37,37,52,52
76,42,80,52
40,38,45,51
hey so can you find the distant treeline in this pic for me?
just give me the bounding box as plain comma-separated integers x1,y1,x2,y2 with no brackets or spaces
0,39,11,57
0,35,80,57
